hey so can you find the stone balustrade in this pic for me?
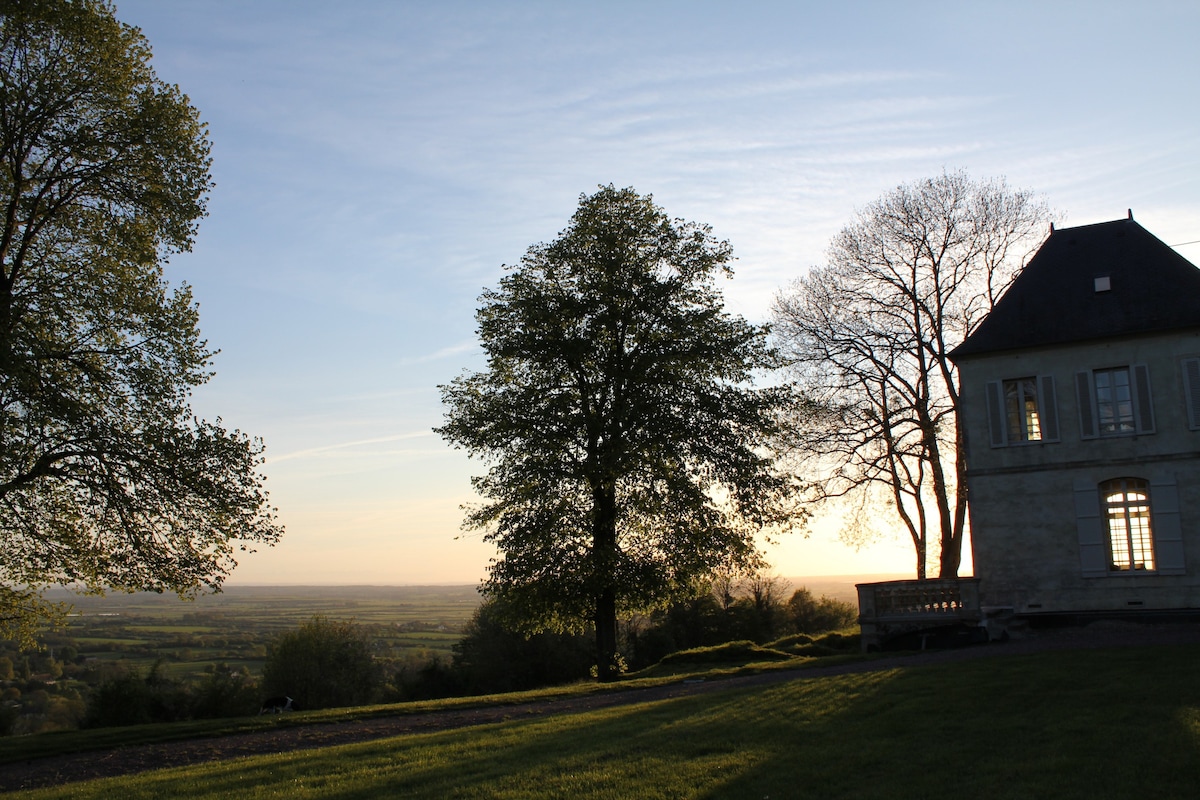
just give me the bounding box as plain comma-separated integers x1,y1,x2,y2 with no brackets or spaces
856,578,983,650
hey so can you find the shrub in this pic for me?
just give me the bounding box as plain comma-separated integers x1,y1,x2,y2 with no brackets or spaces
261,617,383,710
787,588,858,634
191,664,259,719
450,599,594,695
388,655,462,702
0,702,16,736
85,661,189,727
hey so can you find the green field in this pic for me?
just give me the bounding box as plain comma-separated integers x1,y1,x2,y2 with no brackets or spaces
41,584,483,681
31,579,864,683
1,579,870,737
7,642,1200,799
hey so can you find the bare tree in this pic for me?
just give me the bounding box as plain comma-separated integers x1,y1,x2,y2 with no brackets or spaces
773,171,1049,578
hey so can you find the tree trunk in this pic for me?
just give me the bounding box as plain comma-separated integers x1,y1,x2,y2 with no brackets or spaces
939,530,962,578
591,483,621,682
938,418,971,578
594,587,619,682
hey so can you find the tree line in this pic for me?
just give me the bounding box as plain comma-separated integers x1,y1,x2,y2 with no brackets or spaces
1,578,854,733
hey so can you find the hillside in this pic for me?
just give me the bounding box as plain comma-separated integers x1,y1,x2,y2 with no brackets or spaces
5,623,1200,798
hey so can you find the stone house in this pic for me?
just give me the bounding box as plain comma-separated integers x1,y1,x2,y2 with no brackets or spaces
858,214,1200,647
951,213,1200,618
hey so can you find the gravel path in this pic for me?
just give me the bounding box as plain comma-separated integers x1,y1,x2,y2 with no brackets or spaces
5,622,1199,793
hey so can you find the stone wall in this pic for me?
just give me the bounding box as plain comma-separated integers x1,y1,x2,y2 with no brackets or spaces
957,329,1200,614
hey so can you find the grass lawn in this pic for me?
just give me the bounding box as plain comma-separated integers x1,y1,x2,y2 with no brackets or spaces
9,642,1200,799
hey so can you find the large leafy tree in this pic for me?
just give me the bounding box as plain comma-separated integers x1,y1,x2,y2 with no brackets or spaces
773,171,1047,579
0,0,282,644
438,186,799,680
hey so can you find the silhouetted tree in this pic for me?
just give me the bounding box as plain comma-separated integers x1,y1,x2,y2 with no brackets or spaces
773,171,1048,577
0,0,282,645
439,186,801,680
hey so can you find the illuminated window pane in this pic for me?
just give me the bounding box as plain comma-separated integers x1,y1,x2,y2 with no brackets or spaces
1024,395,1041,439
1101,478,1155,571
1003,377,1041,442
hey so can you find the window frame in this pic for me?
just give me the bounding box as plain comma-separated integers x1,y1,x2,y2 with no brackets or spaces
1183,357,1200,431
1093,367,1137,435
985,375,1059,447
1076,364,1154,440
1074,475,1185,578
1100,478,1156,573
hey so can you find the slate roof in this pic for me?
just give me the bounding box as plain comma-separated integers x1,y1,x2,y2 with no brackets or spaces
950,217,1200,359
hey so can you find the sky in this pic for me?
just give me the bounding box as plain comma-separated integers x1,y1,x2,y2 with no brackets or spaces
109,0,1200,586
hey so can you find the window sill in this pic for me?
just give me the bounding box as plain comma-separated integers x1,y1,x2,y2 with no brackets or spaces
1082,569,1187,578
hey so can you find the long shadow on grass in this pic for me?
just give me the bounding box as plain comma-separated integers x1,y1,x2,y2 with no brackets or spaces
23,644,1200,800
699,644,1200,800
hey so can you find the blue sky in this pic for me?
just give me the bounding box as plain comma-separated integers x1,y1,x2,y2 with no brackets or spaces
114,0,1200,584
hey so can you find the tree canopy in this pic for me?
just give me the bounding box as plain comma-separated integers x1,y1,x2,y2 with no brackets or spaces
773,171,1048,578
262,617,382,710
0,0,281,644
438,185,799,679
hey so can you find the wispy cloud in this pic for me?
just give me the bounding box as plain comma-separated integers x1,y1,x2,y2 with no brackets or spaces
396,340,479,366
269,431,436,464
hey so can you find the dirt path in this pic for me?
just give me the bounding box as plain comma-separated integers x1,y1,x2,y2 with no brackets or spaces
5,622,1199,793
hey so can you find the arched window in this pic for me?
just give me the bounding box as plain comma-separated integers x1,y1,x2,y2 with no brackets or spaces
1101,478,1155,572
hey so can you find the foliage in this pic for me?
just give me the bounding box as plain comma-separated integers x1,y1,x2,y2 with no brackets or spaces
773,171,1048,577
76,662,256,730
0,0,282,644
189,663,259,719
261,617,382,710
5,683,84,735
786,587,857,634
85,661,190,728
0,588,67,649
625,577,854,668
450,598,594,695
438,185,801,679
726,572,789,644
387,654,461,703
626,590,728,667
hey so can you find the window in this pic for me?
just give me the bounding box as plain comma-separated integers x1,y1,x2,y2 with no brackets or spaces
1101,478,1154,572
1076,364,1154,439
1074,476,1185,577
1184,358,1200,431
1005,378,1042,441
1094,368,1135,434
985,375,1058,447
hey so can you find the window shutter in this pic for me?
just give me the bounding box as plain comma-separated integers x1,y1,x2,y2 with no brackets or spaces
1150,476,1185,573
1074,480,1108,576
1076,371,1098,440
985,381,1006,447
1132,364,1155,434
1184,358,1200,431
1038,375,1059,442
